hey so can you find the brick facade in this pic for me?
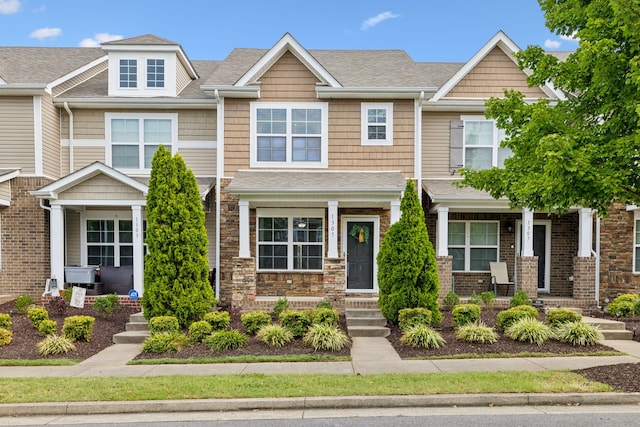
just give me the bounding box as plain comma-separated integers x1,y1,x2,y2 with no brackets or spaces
516,255,538,299
573,256,596,300
0,177,52,299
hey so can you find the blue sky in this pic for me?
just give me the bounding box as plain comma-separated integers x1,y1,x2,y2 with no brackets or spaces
0,0,577,62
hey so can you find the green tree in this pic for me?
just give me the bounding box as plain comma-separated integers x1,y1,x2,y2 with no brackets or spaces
459,0,640,215
142,145,214,327
377,180,441,325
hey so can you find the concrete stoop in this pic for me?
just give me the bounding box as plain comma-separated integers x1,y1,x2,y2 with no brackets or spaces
113,312,149,344
346,308,390,338
582,316,634,340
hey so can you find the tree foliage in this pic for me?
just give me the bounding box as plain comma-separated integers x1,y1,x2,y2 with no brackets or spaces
142,145,214,327
459,0,640,215
377,180,441,325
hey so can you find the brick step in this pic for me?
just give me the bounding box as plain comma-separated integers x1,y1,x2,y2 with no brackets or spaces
112,330,150,344
347,325,390,338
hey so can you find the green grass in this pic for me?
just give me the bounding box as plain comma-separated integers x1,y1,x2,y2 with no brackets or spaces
408,350,623,360
0,371,610,403
0,358,79,366
128,354,351,365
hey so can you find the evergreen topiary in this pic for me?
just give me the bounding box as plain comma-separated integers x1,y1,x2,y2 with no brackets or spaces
377,180,441,325
142,146,215,328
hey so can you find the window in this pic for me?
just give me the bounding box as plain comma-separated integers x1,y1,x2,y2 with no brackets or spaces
251,103,328,167
448,221,499,271
107,113,176,170
462,116,512,170
86,219,146,267
146,59,165,88
119,59,137,88
361,103,393,145
257,211,324,271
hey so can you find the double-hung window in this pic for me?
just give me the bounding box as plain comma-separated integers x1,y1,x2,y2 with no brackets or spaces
462,116,512,170
448,221,499,271
119,59,137,88
361,103,393,145
257,210,324,271
251,103,328,168
107,113,176,171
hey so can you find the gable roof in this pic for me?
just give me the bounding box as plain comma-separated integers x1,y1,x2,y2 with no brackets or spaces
101,34,178,46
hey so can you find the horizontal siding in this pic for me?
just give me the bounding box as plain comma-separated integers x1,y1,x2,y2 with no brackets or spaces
180,148,216,176
0,97,35,173
178,110,216,140
59,174,144,201
176,60,192,94
41,95,61,178
422,111,460,178
60,145,107,175
260,51,319,102
446,47,547,99
224,99,250,175
65,210,81,266
52,62,108,97
70,110,106,140
0,181,10,203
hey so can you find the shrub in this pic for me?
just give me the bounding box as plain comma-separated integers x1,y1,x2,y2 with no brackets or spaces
241,311,272,335
0,313,10,330
279,310,312,338
149,316,180,335
452,304,481,328
62,315,95,342
256,324,294,347
316,300,333,309
15,295,34,313
272,297,289,316
204,330,248,351
92,294,119,314
442,291,460,311
455,321,498,344
0,327,12,347
61,288,73,305
303,324,349,351
143,332,189,353
480,291,496,308
310,308,340,327
468,292,481,305
27,306,49,328
400,324,446,349
398,307,432,330
496,305,539,331
504,318,553,346
37,319,58,337
546,308,582,327
36,334,76,356
188,320,213,343
555,321,604,346
203,311,231,331
509,290,532,307
47,296,67,314
606,293,640,318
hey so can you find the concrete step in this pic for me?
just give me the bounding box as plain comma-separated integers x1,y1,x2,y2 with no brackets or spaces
126,321,150,331
347,325,390,338
599,329,634,340
346,316,387,327
112,330,150,344
345,308,383,318
582,316,628,330
129,312,145,322
0,295,15,305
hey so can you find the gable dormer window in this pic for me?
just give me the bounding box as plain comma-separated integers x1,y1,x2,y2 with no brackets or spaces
119,59,137,88
146,59,165,88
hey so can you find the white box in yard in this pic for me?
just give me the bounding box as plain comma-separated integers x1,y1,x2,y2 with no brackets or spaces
64,266,96,284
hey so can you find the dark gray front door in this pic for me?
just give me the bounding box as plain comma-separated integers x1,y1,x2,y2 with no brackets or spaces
346,221,374,290
533,224,546,290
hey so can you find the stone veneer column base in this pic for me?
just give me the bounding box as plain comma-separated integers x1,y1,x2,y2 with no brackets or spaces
437,256,453,299
231,257,256,310
573,256,596,301
323,258,346,311
516,256,538,300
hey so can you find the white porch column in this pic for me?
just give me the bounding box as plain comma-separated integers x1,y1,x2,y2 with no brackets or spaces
50,204,65,289
132,205,144,295
436,206,449,257
327,200,338,258
390,200,401,225
578,208,594,257
522,208,534,256
238,200,250,258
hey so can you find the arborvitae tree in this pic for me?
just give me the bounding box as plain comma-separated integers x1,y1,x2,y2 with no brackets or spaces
377,180,441,325
142,146,214,327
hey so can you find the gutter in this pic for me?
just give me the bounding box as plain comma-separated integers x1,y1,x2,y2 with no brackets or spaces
316,86,437,99
63,102,74,173
54,98,218,109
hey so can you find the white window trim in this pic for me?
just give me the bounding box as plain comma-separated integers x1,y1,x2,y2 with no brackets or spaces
448,220,500,272
80,211,146,267
634,211,640,274
361,102,393,146
460,115,506,169
105,112,178,174
256,208,325,272
250,102,328,168
108,51,176,97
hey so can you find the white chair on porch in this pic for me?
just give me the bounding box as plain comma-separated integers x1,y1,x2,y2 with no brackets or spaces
489,262,516,296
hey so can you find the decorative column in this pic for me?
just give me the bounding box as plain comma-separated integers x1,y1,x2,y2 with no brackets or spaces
435,207,452,298
575,208,596,301
238,200,250,258
436,206,449,257
517,207,537,299
521,208,534,256
390,200,401,225
578,208,594,257
132,205,144,295
327,201,338,258
50,204,65,289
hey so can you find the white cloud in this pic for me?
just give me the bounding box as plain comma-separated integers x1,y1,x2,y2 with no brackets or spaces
544,39,562,49
79,33,124,47
0,0,21,15
29,27,61,40
560,33,579,42
361,11,399,31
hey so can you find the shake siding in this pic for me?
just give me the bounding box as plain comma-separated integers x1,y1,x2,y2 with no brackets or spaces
41,95,61,178
178,110,216,140
65,210,81,265
422,111,460,178
0,97,35,173
223,99,250,175
0,181,10,202
180,149,216,176
176,61,192,94
259,51,318,101
51,62,108,97
328,99,414,175
446,47,547,98
59,175,144,201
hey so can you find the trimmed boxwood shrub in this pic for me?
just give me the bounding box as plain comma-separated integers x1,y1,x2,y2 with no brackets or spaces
188,320,213,343
149,316,180,335
143,332,189,353
27,306,49,329
240,311,272,335
309,308,340,327
62,315,95,342
37,319,58,337
0,313,11,330
204,311,231,331
452,304,481,328
279,310,312,338
606,293,640,318
546,308,582,327
0,328,12,347
398,307,432,330
496,305,539,331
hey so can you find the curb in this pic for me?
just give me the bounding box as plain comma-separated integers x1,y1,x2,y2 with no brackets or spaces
1,393,640,416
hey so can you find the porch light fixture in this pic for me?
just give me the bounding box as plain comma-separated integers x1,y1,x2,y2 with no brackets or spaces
297,221,306,228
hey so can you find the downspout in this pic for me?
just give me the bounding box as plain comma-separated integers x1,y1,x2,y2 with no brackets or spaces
594,215,601,305
214,89,222,299
63,102,74,172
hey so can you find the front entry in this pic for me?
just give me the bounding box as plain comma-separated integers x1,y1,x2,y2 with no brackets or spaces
344,219,377,291
517,220,551,293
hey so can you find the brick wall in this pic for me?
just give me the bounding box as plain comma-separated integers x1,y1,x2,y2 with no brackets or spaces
0,177,52,299
573,256,596,301
517,256,538,299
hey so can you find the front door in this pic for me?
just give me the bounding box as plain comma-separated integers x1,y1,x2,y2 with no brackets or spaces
345,220,375,291
517,220,550,293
